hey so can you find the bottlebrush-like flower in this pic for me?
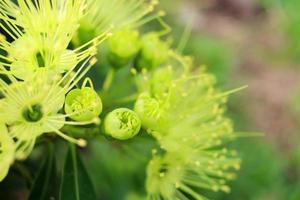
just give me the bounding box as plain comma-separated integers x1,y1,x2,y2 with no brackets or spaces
79,0,159,38
0,0,107,80
0,56,99,160
146,153,184,200
0,0,109,178
0,0,85,38
147,150,239,200
0,124,15,182
134,62,242,199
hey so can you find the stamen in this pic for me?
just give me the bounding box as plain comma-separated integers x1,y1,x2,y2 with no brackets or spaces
48,117,100,126
49,125,87,147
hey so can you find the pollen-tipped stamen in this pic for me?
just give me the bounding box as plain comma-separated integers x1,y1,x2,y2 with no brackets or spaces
50,126,87,147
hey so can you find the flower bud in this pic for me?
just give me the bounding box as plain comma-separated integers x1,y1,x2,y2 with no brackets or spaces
104,108,141,140
134,33,169,71
108,29,140,68
65,87,102,121
76,20,96,44
150,67,173,99
134,93,168,131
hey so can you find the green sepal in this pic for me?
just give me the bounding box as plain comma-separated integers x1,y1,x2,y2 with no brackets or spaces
134,33,169,71
107,29,140,69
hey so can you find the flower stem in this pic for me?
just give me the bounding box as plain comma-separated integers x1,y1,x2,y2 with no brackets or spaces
102,68,115,91
61,125,101,139
113,93,139,104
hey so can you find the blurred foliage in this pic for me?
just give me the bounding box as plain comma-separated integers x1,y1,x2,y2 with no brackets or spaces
83,136,155,199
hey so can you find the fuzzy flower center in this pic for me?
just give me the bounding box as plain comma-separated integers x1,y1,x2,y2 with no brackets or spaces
22,104,43,122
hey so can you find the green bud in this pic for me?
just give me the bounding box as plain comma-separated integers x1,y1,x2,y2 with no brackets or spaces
65,87,102,121
150,67,173,99
134,33,169,71
108,29,140,68
134,93,168,131
76,20,96,45
104,108,141,140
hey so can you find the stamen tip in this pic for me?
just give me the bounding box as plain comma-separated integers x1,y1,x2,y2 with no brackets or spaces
89,57,97,65
0,33,6,41
78,139,87,147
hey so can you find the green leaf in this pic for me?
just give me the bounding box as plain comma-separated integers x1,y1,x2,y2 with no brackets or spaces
59,144,97,200
28,144,58,200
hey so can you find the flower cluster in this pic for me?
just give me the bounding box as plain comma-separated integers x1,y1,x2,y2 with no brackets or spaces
0,1,243,199
76,0,159,43
0,0,106,181
98,21,241,197
135,63,241,199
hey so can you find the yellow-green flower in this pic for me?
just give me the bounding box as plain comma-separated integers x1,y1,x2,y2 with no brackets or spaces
0,56,99,159
77,0,158,42
7,35,78,80
147,149,239,200
0,78,64,159
135,62,241,199
0,123,15,182
0,0,106,80
146,153,184,200
0,0,109,161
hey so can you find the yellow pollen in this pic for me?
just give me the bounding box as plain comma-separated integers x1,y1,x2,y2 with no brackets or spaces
78,139,87,147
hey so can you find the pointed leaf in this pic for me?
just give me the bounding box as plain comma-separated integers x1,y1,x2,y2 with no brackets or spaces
59,144,97,200
28,144,58,200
